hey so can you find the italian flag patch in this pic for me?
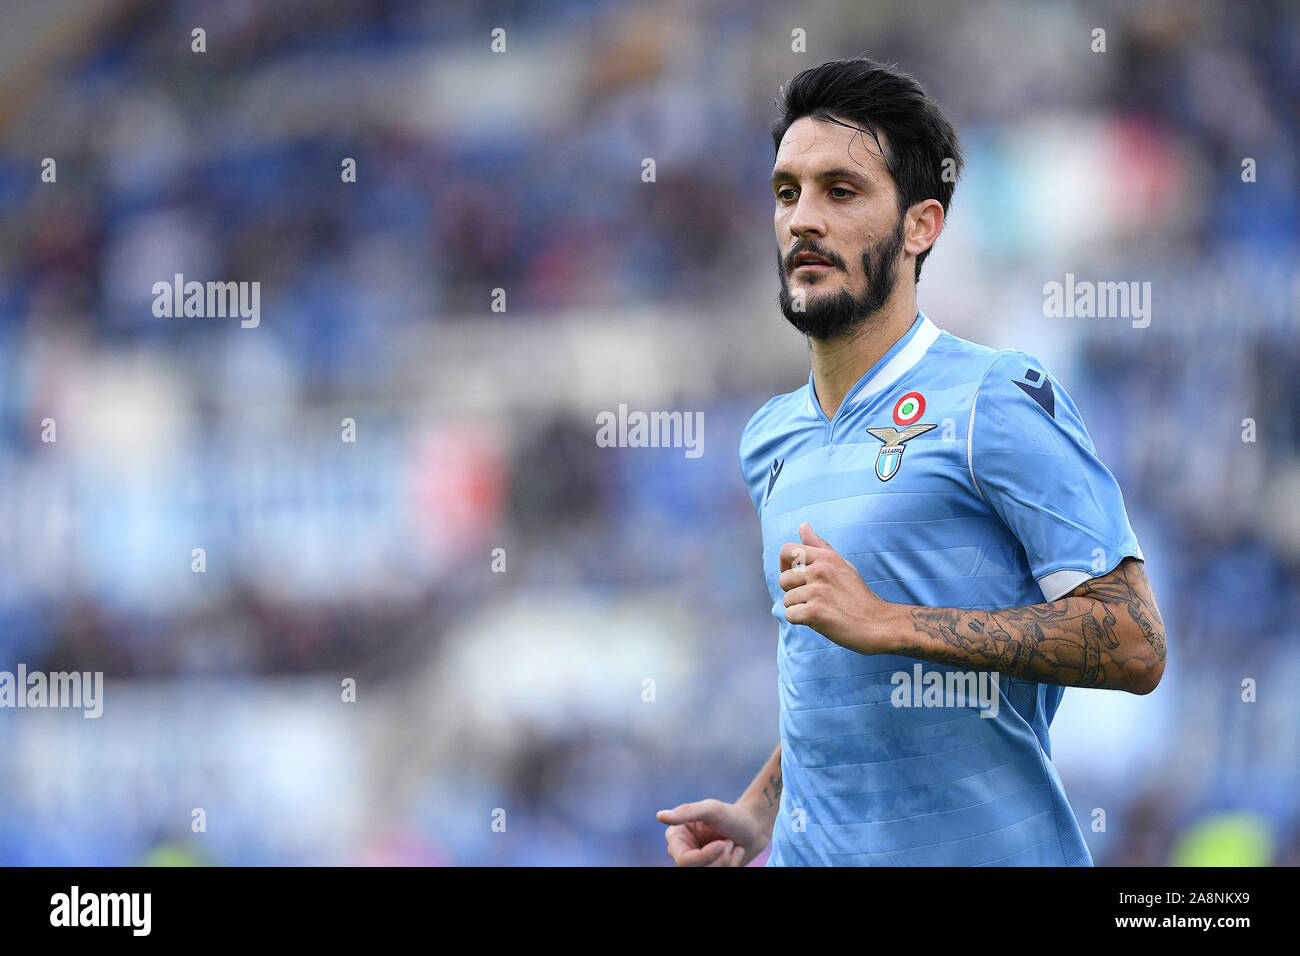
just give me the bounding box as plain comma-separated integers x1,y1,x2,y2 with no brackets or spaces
892,392,925,426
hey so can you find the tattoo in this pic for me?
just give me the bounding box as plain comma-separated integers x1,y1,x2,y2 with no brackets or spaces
761,771,783,809
897,558,1165,690
1072,561,1166,662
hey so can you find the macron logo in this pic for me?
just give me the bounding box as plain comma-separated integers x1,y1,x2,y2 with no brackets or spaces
766,458,784,502
1013,368,1055,419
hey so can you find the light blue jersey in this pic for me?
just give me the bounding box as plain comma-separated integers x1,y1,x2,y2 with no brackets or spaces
740,311,1142,866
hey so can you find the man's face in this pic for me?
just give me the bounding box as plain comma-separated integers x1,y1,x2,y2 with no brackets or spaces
771,115,907,340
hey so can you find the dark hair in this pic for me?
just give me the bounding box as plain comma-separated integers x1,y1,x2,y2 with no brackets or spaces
772,57,963,281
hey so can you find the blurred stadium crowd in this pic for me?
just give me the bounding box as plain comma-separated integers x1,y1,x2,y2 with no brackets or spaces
0,0,1297,865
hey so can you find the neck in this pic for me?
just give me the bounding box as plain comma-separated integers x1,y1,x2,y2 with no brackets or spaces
809,288,919,419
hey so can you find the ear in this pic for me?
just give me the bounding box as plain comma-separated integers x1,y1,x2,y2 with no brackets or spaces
904,198,944,262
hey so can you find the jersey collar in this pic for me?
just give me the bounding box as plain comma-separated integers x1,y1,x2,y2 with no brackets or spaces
805,311,942,418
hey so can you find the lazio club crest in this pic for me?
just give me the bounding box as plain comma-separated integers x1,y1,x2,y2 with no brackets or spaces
867,392,935,482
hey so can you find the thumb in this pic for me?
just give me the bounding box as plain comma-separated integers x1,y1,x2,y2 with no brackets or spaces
800,522,832,550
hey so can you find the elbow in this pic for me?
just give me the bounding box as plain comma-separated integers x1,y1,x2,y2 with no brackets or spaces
1125,635,1166,696
1128,662,1163,696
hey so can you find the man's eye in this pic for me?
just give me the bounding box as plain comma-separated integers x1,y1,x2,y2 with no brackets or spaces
830,187,854,199
777,187,796,202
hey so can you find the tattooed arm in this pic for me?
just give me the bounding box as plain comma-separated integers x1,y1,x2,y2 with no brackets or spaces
895,558,1165,693
779,522,1166,695
737,743,783,823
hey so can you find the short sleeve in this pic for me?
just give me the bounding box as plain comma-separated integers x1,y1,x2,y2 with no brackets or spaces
970,351,1142,601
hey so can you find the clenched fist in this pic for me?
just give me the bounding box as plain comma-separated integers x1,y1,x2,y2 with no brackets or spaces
778,522,898,655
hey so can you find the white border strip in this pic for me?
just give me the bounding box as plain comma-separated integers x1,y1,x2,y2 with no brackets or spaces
1039,568,1092,602
967,382,984,501
849,316,941,405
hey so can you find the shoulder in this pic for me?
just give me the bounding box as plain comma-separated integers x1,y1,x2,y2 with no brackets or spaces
933,331,1098,463
925,330,1027,383
739,386,806,459
968,345,1084,430
914,330,1019,395
913,331,1066,417
737,385,810,507
967,344,1098,465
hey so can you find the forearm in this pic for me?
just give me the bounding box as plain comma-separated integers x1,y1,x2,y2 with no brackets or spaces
883,575,1165,694
736,743,782,833
781,533,1166,693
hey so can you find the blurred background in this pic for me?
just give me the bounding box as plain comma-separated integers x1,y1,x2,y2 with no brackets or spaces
0,0,1296,866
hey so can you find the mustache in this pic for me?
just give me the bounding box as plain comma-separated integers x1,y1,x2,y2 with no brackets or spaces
784,241,846,273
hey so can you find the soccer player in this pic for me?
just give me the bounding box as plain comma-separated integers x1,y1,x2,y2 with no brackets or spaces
657,57,1166,867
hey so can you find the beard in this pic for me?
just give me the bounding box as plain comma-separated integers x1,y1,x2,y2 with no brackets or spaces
777,217,906,340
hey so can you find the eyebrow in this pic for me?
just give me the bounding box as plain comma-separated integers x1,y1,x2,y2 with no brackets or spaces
770,166,872,190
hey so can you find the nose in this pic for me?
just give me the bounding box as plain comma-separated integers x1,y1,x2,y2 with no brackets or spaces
788,193,826,242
